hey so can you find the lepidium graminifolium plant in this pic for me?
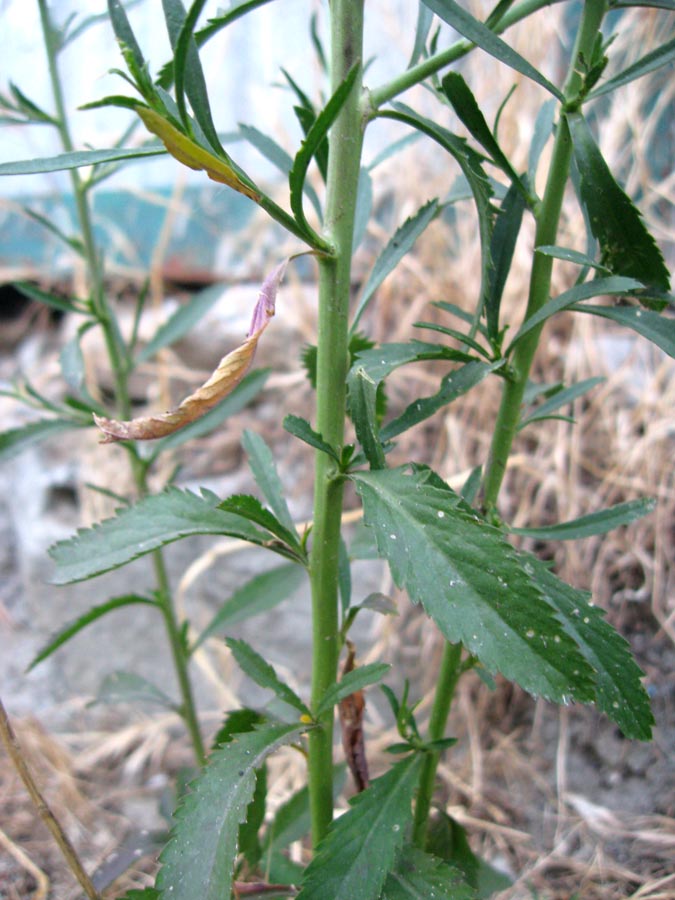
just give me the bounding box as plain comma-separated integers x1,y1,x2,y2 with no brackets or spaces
1,0,674,897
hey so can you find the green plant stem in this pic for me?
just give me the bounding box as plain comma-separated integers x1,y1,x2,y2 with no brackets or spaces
412,642,463,847
308,0,365,848
0,698,102,900
481,0,607,512
154,551,207,766
369,0,563,110
39,0,206,768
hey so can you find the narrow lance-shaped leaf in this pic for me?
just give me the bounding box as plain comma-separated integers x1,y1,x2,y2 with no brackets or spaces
242,430,297,536
485,181,526,342
91,670,177,711
316,663,390,718
0,419,85,463
574,303,675,360
226,637,310,717
28,594,157,670
156,722,308,900
0,146,164,177
49,487,279,584
567,112,670,295
351,466,597,704
295,755,423,900
421,0,564,99
134,106,261,200
94,259,287,441
588,35,675,100
510,497,656,540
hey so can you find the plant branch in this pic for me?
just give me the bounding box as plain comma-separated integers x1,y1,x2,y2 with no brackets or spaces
0,698,102,900
368,0,564,111
481,0,608,512
308,0,365,847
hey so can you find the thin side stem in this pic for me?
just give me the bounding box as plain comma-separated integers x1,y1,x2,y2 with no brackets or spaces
369,0,563,110
308,0,365,847
481,0,608,512
412,643,463,847
0,698,102,900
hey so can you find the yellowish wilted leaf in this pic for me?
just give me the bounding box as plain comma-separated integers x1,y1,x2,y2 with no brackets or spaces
136,106,261,201
94,259,288,442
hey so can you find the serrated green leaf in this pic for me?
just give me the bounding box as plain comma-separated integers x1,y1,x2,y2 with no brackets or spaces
349,366,387,469
283,414,340,462
381,360,500,442
426,811,511,896
193,564,306,650
289,64,359,244
535,244,610,273
218,494,304,560
0,146,163,177
588,35,675,100
421,0,563,99
316,663,390,718
149,368,269,458
351,466,597,703
241,430,298,537
296,755,423,900
351,200,440,331
157,722,306,900
486,181,526,341
0,419,84,463
226,638,310,716
49,487,277,584
380,847,474,900
568,112,670,293
507,276,642,350
510,498,655,541
518,376,604,429
524,556,654,739
442,72,521,188
239,762,267,868
573,303,675,358
28,594,156,671
90,670,176,710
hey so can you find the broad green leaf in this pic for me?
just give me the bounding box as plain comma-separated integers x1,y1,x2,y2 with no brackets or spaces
28,594,156,670
351,466,597,703
568,112,671,294
535,244,610,273
117,890,159,900
90,670,176,710
588,36,675,100
524,556,654,739
283,414,340,462
442,72,521,188
242,430,297,537
193,564,306,649
518,376,604,429
349,366,387,469
380,847,474,900
289,64,359,243
510,498,655,541
226,637,310,716
427,811,511,897
49,487,277,584
421,0,563,99
528,98,556,185
0,146,163,177
0,419,84,463
156,722,307,900
351,200,440,331
507,276,642,350
136,284,224,363
149,368,270,457
382,106,495,315
485,181,526,341
381,360,500,442
574,303,675,359
316,663,391,718
296,755,423,900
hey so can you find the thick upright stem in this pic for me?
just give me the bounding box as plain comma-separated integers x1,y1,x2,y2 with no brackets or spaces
481,0,608,512
308,0,365,847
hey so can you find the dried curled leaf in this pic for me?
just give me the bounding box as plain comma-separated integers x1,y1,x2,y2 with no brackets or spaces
136,106,261,201
95,260,288,442
338,640,370,792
